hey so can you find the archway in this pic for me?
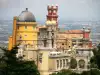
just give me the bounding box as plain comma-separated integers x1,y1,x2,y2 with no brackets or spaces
78,59,85,69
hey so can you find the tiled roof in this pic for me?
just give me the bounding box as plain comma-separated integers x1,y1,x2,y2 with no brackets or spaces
59,30,83,34
65,30,83,34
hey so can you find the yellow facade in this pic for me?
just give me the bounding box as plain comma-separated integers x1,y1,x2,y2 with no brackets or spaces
8,36,13,50
8,17,38,50
16,22,38,49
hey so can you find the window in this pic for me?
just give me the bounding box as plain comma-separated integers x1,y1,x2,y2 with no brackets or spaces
62,43,64,45
60,60,62,68
33,26,35,29
39,53,43,63
63,59,65,68
38,32,40,36
25,35,27,36
79,59,85,69
52,39,54,48
17,26,19,29
43,39,47,47
19,35,22,40
57,60,59,69
66,59,68,67
25,26,27,29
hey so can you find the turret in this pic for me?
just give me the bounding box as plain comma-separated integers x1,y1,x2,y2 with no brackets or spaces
46,4,58,26
45,5,59,49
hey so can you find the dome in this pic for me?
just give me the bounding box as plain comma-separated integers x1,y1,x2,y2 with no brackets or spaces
18,8,36,22
46,20,52,25
46,20,56,25
51,20,56,25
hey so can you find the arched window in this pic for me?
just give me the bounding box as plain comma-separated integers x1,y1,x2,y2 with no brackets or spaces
56,60,59,69
19,35,22,40
60,60,62,68
25,26,27,29
43,38,47,47
78,59,85,69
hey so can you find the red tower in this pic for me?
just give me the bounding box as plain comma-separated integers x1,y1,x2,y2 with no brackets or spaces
46,5,58,26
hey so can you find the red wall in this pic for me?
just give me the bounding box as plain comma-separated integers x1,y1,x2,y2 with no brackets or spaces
83,32,90,39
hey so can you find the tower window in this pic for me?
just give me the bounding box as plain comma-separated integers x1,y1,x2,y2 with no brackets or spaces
52,39,54,48
38,32,40,36
33,26,35,29
43,39,47,47
17,26,19,29
19,35,22,40
25,26,27,29
25,35,27,36
62,43,64,45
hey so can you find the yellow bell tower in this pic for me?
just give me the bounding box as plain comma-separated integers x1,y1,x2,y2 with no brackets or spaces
8,8,38,50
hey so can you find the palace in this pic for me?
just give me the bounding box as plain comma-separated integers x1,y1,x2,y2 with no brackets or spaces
8,5,93,75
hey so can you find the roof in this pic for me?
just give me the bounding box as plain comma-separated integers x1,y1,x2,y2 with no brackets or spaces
59,30,83,34
18,8,36,22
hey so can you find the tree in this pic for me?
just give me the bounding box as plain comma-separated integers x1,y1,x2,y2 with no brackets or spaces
51,69,80,75
90,43,100,69
0,46,40,75
70,57,77,69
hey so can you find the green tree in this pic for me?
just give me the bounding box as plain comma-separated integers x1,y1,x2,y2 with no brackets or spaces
51,69,80,75
90,43,100,69
70,57,77,69
0,46,40,75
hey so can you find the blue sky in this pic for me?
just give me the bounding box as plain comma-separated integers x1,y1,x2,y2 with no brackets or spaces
0,0,100,21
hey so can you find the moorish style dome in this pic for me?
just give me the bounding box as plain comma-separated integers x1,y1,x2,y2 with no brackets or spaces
18,8,36,22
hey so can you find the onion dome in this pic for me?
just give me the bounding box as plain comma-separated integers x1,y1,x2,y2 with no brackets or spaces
46,20,52,25
46,20,56,25
18,8,36,22
51,20,56,25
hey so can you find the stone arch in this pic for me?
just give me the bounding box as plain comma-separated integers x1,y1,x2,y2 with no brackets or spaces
78,59,85,69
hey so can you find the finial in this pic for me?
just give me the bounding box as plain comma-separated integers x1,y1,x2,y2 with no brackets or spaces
26,8,28,11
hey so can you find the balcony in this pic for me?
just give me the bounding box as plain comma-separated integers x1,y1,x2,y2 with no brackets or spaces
25,47,37,51
49,51,71,58
38,47,54,50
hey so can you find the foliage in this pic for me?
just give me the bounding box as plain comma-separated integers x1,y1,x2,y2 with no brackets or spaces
90,43,100,69
51,69,100,75
51,69,80,75
0,46,40,75
70,57,77,69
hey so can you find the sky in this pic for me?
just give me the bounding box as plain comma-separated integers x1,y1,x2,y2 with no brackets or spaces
0,0,100,21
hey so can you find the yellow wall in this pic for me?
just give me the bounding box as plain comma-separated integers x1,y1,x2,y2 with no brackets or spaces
8,16,17,50
8,36,13,50
16,22,38,49
8,17,38,50
12,16,17,46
